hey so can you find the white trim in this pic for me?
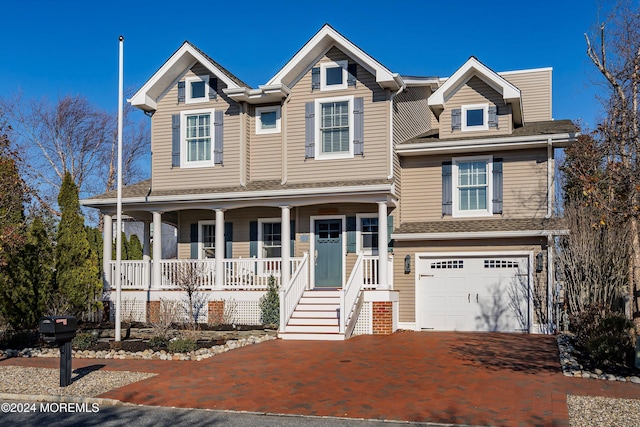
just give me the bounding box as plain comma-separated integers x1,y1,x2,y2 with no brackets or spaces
498,67,553,76
309,215,346,289
315,95,354,160
461,103,489,132
452,155,493,218
130,42,242,112
180,108,215,168
320,60,348,91
185,75,210,104
392,229,569,241
255,106,281,135
356,213,379,255
257,217,282,260
397,321,416,330
266,24,399,90
197,220,215,259
414,251,534,333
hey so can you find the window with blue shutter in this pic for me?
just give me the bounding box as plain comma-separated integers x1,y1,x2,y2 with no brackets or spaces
451,109,461,131
214,111,223,164
353,97,364,155
190,223,198,259
492,158,503,214
311,67,320,91
172,114,181,167
224,222,232,257
346,216,356,253
209,77,218,100
387,215,394,253
442,161,453,216
249,221,258,258
290,220,295,257
177,81,185,103
305,102,315,159
488,106,498,129
347,62,357,87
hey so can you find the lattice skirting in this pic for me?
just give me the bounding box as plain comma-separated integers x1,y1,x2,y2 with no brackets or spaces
352,302,372,336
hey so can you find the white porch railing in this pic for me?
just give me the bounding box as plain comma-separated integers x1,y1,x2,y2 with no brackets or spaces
340,253,366,336
279,252,310,332
109,257,303,291
361,255,394,288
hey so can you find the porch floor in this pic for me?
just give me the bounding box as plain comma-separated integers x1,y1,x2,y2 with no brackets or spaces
5,332,640,425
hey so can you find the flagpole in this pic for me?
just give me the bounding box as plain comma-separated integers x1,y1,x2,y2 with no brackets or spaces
115,35,124,342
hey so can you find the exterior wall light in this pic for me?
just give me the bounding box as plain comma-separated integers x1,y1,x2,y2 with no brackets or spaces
404,255,411,274
536,252,544,273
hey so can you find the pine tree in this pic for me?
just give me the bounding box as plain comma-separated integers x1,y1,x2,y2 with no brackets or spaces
128,234,143,260
55,172,101,318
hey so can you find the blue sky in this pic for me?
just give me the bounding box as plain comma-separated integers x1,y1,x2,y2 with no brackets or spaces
0,0,620,130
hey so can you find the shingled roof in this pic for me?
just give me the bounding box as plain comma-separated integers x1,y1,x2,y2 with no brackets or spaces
393,217,567,235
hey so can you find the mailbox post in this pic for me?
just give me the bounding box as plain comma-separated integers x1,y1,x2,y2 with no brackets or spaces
39,316,78,387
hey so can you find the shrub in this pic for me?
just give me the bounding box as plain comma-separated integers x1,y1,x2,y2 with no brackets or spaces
167,338,196,353
72,332,97,350
148,336,168,350
570,304,636,366
259,275,279,327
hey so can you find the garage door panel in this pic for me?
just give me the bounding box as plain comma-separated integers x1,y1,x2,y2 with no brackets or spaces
419,255,530,332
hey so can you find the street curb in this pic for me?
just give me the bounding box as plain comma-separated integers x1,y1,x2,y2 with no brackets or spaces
0,392,131,407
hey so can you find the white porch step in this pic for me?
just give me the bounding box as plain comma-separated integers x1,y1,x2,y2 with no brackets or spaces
284,324,340,333
291,310,338,319
288,317,339,326
294,304,340,311
279,332,345,341
298,296,340,304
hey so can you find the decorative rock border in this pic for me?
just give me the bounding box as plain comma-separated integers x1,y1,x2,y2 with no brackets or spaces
557,334,640,384
0,333,275,362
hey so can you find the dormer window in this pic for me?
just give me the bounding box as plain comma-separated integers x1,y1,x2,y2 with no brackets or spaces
320,60,348,91
186,75,210,104
461,104,489,131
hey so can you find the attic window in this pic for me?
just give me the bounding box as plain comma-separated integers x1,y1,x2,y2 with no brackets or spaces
321,60,348,91
461,104,488,131
186,75,209,104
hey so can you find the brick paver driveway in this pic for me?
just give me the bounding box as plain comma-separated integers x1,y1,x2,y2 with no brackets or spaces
4,332,640,426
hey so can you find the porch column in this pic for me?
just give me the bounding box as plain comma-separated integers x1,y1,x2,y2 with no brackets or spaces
143,220,151,289
102,213,113,292
377,201,389,290
214,209,225,290
152,211,163,289
280,206,291,289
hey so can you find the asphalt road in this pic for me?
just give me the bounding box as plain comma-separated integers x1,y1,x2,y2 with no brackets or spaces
0,400,446,427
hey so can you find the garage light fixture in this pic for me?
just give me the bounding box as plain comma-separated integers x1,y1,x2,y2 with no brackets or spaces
536,252,544,273
404,255,411,274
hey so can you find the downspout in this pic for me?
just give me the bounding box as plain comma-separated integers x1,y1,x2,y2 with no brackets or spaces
387,82,406,180
545,137,553,218
281,93,292,185
240,102,247,187
547,234,554,333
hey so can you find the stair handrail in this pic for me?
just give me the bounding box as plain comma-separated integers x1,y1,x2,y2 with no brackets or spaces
279,252,309,333
340,253,365,335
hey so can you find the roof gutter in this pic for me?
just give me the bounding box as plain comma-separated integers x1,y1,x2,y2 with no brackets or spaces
392,229,569,241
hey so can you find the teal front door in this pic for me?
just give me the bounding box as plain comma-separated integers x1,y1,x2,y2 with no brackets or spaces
314,219,343,288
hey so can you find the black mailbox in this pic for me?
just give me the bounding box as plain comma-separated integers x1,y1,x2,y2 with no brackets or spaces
39,316,78,343
39,316,78,387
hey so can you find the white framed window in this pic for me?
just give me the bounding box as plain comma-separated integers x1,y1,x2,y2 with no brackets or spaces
180,108,214,168
198,220,215,259
314,95,354,160
258,219,282,258
452,155,493,217
356,214,378,255
461,103,489,132
255,106,281,135
185,75,210,104
320,60,348,91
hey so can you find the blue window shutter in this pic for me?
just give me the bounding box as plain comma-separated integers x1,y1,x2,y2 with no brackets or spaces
311,67,320,91
353,97,364,156
492,158,503,214
177,81,185,103
442,161,453,216
451,108,461,131
387,215,394,253
305,102,315,159
346,216,356,253
214,111,223,164
224,222,232,258
171,114,180,167
209,77,218,100
290,220,295,257
190,223,198,259
249,221,258,258
347,62,357,87
488,106,498,129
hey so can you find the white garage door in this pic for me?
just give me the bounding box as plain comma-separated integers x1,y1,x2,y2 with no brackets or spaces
418,256,530,332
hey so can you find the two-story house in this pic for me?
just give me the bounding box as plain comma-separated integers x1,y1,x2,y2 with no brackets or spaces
81,24,577,339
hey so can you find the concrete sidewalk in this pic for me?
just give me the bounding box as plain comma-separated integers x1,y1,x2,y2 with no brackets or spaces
3,332,640,426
